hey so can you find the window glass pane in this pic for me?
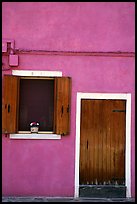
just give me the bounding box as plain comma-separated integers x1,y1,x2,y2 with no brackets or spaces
19,79,54,131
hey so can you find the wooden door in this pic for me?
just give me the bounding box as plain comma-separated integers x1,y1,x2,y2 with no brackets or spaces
80,99,126,185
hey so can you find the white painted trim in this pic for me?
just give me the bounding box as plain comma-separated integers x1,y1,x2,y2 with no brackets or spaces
10,134,61,139
12,70,62,77
74,92,131,198
125,94,131,197
74,93,81,198
10,70,62,140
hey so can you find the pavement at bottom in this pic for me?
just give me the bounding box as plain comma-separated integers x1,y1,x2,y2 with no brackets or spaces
2,197,135,202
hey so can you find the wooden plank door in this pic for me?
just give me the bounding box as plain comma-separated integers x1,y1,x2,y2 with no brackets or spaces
80,99,126,185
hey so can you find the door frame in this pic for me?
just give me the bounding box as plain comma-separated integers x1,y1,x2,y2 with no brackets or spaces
74,93,131,198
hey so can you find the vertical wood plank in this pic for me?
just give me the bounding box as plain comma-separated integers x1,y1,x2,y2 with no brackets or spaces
111,100,126,184
2,75,20,133
54,77,71,135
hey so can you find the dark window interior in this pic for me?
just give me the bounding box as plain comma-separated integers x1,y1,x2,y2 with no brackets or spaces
19,79,54,131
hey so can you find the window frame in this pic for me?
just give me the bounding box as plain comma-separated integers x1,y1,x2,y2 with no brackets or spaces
18,76,55,133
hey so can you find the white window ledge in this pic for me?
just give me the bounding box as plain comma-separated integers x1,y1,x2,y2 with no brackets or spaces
10,134,61,139
12,70,62,77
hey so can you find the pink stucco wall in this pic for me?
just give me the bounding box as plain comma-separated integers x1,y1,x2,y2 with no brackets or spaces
2,2,135,197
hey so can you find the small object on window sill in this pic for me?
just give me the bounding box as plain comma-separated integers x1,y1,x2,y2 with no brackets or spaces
30,122,39,133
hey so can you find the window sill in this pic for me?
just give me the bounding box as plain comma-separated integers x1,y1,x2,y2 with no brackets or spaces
10,133,61,139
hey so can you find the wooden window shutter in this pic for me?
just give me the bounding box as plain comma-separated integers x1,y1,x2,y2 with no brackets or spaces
54,77,71,135
2,75,20,134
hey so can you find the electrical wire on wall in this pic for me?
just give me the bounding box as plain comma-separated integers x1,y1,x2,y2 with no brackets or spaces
2,41,135,72
14,49,135,57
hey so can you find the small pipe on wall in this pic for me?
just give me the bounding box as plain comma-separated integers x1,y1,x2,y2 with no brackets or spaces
14,49,135,58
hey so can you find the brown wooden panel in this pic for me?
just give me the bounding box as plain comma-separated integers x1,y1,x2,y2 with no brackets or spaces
80,99,126,185
2,75,20,133
54,77,71,135
110,100,126,185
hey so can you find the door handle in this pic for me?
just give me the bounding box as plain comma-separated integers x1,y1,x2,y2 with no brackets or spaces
87,140,88,149
8,104,10,113
61,105,64,117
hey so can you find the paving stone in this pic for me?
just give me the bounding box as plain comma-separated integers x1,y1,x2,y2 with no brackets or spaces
2,196,135,202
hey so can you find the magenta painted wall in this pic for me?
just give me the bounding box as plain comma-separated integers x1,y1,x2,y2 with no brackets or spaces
2,2,135,197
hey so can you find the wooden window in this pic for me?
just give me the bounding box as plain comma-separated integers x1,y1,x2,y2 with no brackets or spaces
2,75,71,135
